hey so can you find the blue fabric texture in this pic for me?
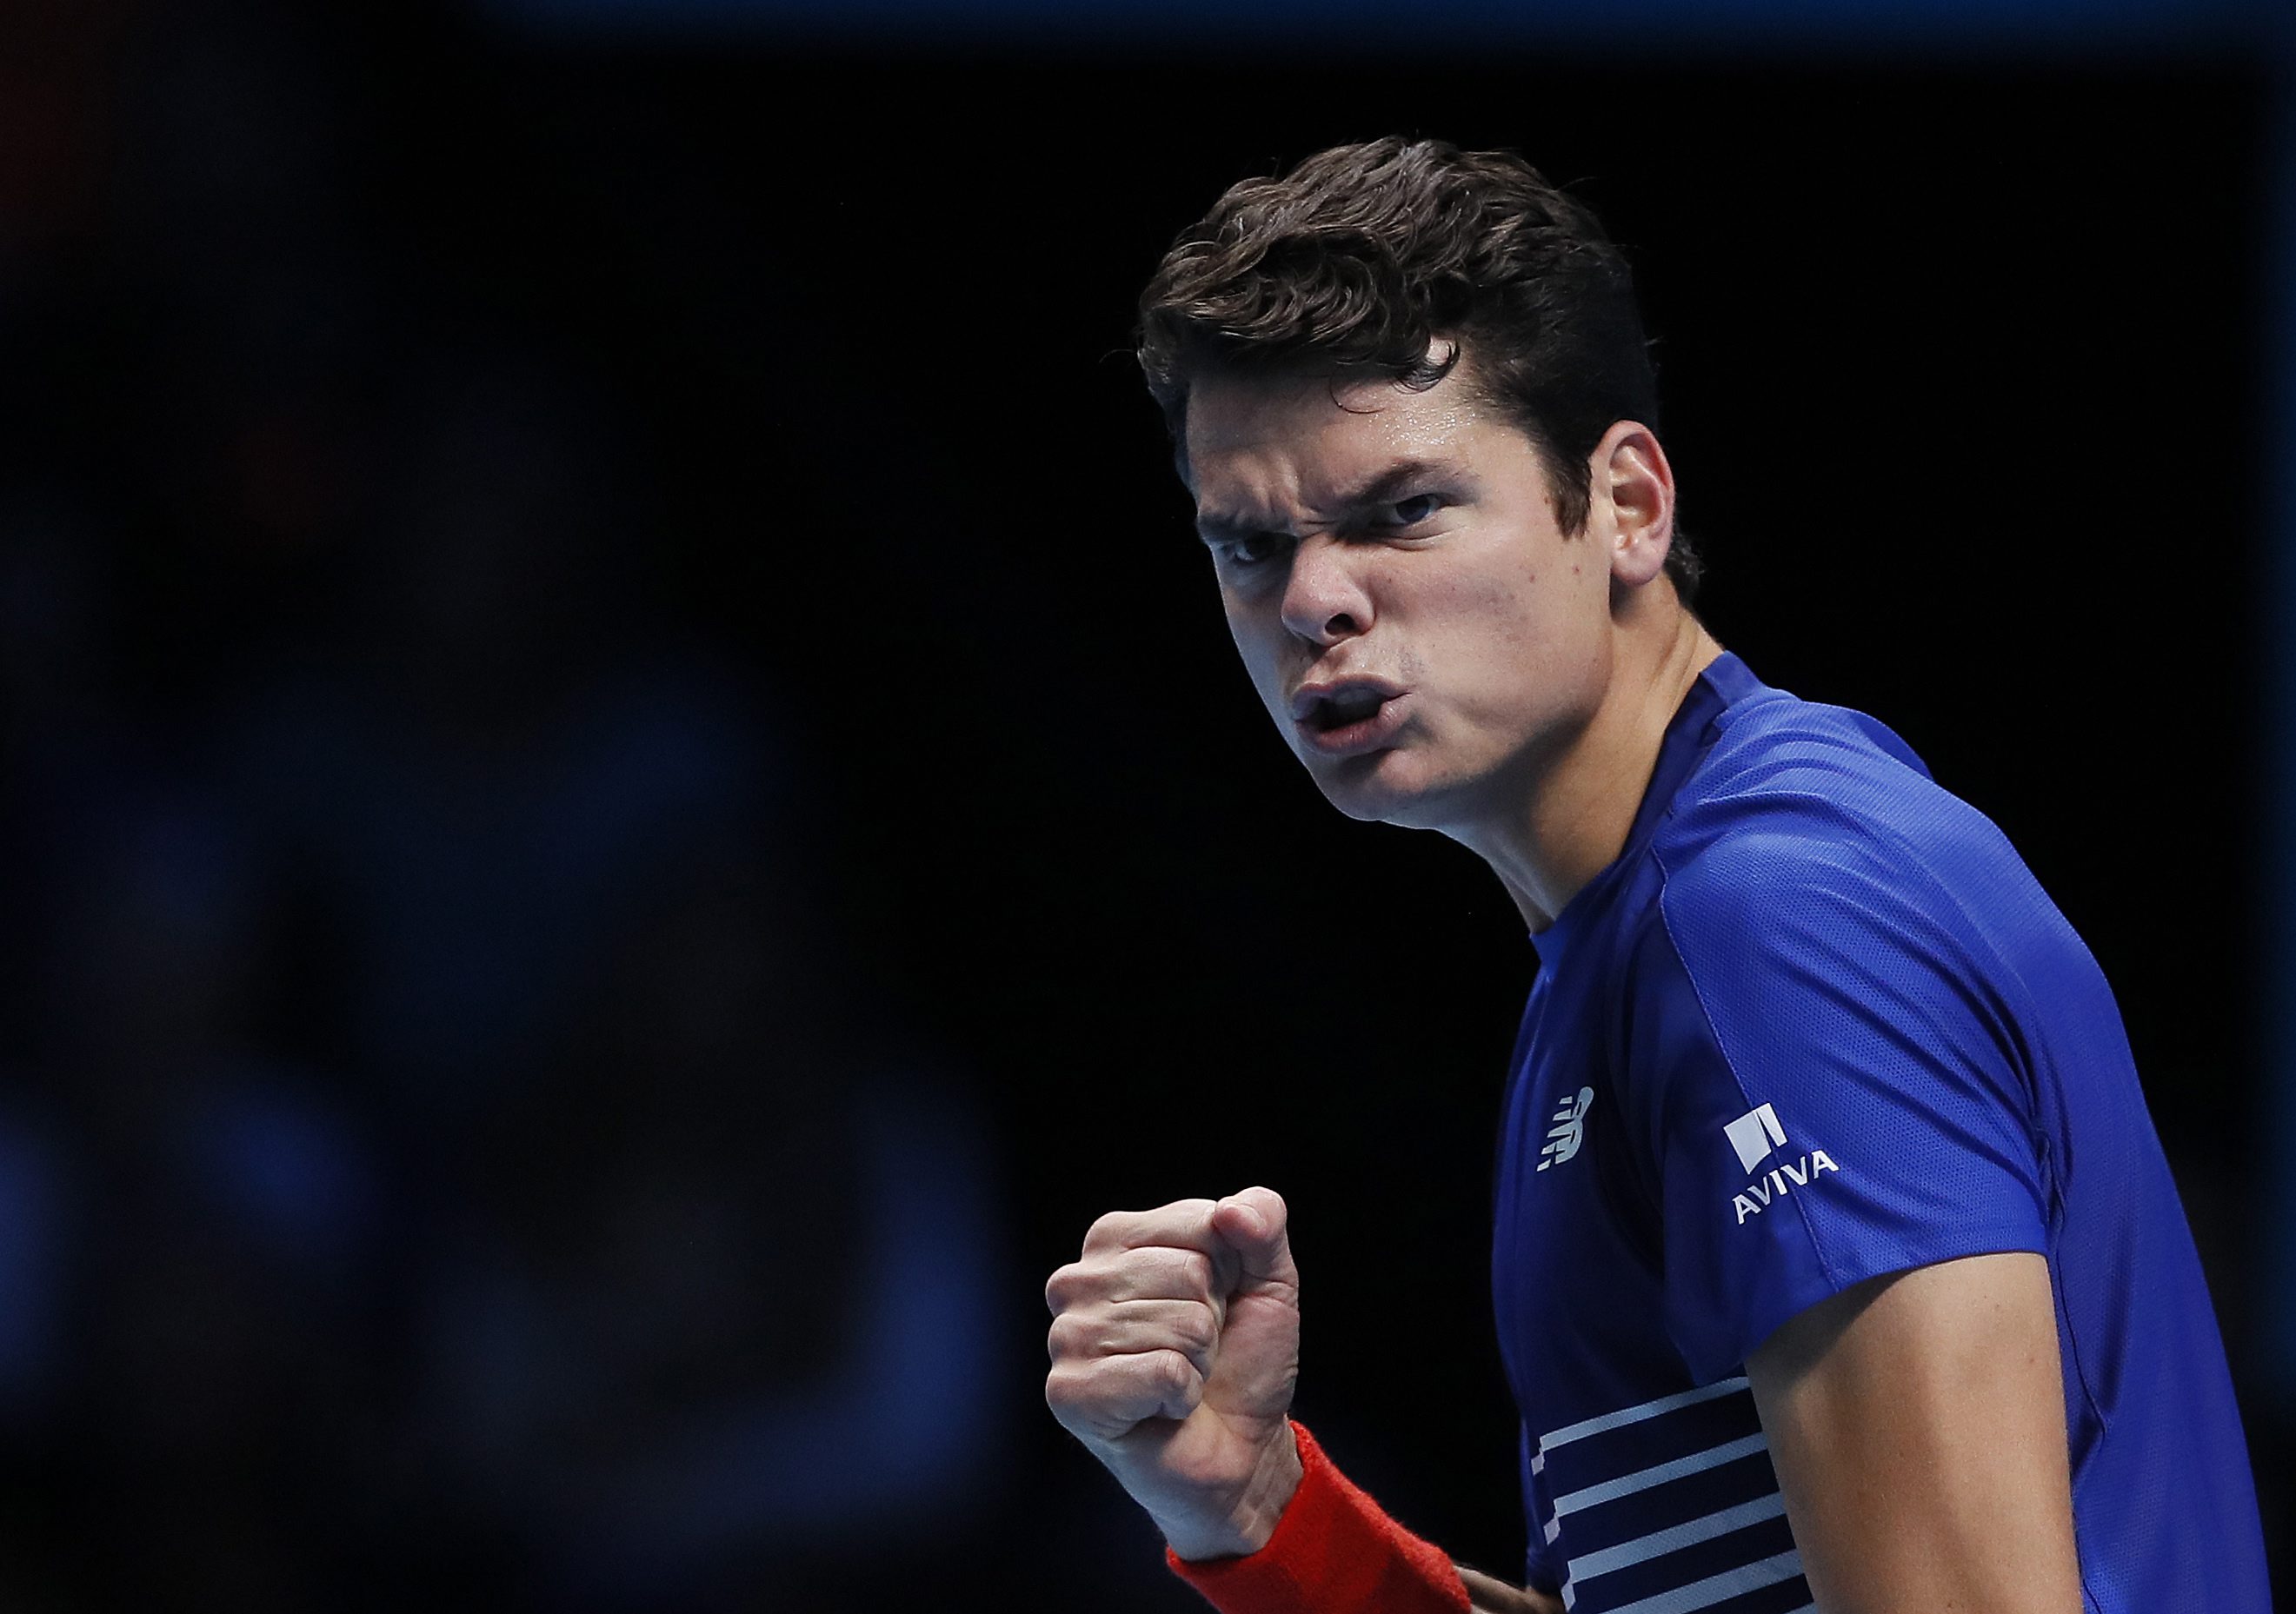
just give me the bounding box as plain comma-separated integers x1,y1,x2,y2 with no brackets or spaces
1489,650,2269,1614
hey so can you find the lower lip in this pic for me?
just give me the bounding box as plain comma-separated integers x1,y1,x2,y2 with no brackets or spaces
1297,694,1408,758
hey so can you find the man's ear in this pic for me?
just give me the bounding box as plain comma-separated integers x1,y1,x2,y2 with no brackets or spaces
1594,420,1676,588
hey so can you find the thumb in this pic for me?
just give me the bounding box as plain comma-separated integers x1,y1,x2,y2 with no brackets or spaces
1212,1186,1298,1292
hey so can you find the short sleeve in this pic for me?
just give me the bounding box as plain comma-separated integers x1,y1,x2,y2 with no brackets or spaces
1622,826,2053,1385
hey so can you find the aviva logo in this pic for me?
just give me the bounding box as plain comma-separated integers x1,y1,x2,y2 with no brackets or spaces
1723,1102,1788,1172
1724,1102,1841,1225
1538,1087,1594,1172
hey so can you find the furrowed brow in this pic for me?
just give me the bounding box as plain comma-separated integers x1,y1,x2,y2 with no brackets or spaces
1195,457,1464,546
1194,511,1265,548
1334,457,1458,513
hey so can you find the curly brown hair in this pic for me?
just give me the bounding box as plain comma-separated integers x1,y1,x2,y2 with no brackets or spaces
1137,136,1702,605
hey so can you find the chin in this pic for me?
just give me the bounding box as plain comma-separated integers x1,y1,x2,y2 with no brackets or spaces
1308,749,1462,829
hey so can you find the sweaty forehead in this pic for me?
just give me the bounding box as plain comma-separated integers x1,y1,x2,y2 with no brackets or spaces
1183,366,1490,522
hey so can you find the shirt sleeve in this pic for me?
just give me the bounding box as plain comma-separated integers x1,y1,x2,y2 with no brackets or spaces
1620,823,2055,1385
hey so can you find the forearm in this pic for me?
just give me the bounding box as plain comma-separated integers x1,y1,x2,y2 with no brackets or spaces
1165,1420,1469,1613
1457,1564,1564,1614
1167,1420,1563,1614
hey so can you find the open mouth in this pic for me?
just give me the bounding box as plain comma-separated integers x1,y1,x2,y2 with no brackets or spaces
1291,678,1406,748
1306,686,1389,733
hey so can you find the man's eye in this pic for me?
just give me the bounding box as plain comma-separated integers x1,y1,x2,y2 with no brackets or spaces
1389,494,1443,526
1225,534,1287,568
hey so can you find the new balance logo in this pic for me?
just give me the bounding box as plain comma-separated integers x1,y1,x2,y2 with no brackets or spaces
1537,1086,1594,1172
1722,1102,1841,1225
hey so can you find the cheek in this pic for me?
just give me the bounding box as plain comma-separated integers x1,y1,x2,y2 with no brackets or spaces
1416,561,1550,661
1406,555,1602,718
1222,608,1290,707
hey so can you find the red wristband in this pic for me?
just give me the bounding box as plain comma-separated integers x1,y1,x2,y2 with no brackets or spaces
1164,1420,1470,1614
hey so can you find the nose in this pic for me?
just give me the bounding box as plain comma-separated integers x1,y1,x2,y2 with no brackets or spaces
1278,534,1373,647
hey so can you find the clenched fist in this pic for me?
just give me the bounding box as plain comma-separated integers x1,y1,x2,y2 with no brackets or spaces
1043,1186,1303,1561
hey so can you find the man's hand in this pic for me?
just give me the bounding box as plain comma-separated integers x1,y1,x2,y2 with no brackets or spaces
1044,1186,1303,1560
1747,1251,2084,1614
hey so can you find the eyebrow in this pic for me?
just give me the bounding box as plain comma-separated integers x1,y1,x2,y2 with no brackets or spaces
1195,457,1465,546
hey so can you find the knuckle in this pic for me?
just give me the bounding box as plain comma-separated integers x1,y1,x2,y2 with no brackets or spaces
1179,1248,1215,1294
1045,1312,1090,1361
1102,1259,1142,1303
1047,1359,1109,1414
1101,1265,1141,1305
1042,1363,1076,1414
1161,1349,1201,1396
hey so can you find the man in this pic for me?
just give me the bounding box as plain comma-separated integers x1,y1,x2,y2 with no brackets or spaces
1041,138,2273,1614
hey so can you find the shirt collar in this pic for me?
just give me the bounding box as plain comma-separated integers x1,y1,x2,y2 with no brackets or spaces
1529,650,1767,968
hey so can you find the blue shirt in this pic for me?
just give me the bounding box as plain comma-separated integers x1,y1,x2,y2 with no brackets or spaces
1490,651,2270,1614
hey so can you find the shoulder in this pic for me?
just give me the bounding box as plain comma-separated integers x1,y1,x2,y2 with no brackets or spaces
1649,690,2029,939
1624,693,2058,1034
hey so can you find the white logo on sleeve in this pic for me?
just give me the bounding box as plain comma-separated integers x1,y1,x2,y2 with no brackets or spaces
1723,1102,1841,1225
1537,1086,1594,1172
1723,1102,1788,1172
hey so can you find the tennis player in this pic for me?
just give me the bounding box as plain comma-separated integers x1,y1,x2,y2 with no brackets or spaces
1042,138,2273,1614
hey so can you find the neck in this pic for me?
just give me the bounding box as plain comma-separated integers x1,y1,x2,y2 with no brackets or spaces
1453,603,1726,933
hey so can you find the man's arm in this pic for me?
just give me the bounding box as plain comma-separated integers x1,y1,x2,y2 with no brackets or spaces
1745,1250,2085,1614
1456,1565,1564,1614
1052,1190,1528,1613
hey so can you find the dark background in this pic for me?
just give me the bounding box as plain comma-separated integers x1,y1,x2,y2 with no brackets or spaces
0,0,2282,1606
